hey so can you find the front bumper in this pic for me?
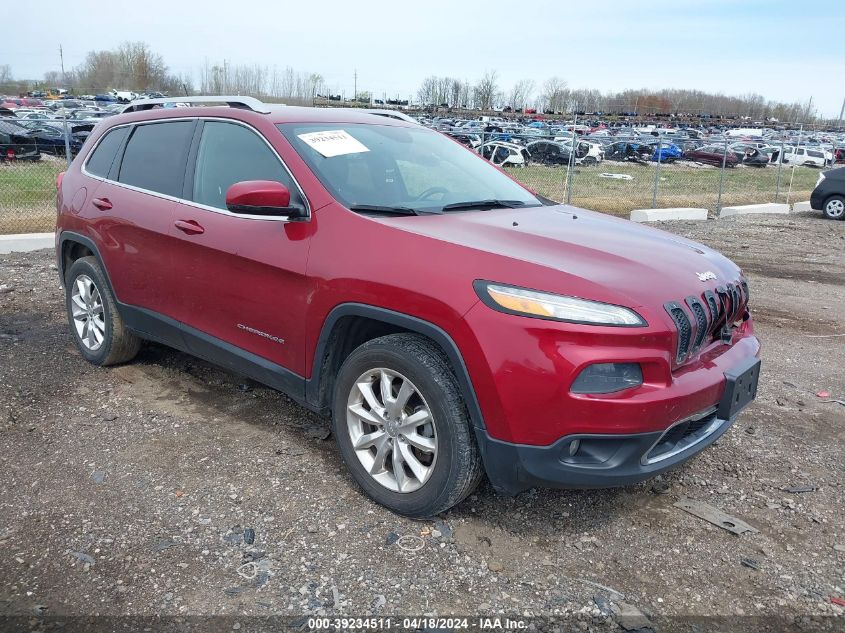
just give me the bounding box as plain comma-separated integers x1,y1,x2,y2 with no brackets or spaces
477,407,737,495
477,355,760,495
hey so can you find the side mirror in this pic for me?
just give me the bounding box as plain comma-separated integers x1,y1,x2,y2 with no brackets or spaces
225,180,307,220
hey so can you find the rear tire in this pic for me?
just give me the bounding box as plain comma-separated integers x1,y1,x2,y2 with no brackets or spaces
332,334,483,517
65,256,141,366
823,195,845,220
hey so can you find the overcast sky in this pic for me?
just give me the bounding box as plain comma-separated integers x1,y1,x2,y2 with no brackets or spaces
5,0,843,117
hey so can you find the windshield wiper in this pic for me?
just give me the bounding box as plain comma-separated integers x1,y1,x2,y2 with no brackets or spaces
348,204,440,216
440,199,529,211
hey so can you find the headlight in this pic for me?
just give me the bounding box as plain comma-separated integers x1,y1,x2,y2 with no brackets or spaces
475,281,646,326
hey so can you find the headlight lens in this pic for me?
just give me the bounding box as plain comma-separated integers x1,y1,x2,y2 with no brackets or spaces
476,282,646,326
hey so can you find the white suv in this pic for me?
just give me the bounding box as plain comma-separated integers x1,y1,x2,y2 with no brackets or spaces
779,146,826,167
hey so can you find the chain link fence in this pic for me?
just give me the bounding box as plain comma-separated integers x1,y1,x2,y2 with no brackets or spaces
0,114,837,235
450,130,833,218
0,116,80,234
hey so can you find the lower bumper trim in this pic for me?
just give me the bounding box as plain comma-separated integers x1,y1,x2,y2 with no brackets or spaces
475,411,739,496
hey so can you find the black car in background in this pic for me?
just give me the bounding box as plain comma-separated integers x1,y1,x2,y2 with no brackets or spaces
0,120,41,161
526,140,575,165
811,167,845,220
15,121,93,156
740,147,769,167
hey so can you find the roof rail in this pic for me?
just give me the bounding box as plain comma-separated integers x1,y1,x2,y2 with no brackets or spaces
122,95,272,114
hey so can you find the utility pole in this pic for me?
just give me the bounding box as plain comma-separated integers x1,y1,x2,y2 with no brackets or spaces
353,69,357,102
59,44,71,167
837,96,845,131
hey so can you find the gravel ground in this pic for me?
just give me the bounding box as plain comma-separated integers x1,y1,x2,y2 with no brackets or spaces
0,212,844,631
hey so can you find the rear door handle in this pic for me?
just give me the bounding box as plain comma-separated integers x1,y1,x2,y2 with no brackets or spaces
174,219,205,235
92,197,112,210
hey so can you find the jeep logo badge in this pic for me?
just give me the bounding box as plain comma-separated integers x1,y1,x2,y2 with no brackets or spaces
696,271,717,281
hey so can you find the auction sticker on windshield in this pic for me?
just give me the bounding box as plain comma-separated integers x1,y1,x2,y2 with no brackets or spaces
297,130,370,157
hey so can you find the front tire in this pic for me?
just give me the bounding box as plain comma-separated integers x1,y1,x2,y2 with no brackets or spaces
332,334,483,517
65,256,141,366
823,195,845,220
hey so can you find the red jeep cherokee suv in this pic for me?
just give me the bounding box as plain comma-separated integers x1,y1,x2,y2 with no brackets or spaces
56,97,760,517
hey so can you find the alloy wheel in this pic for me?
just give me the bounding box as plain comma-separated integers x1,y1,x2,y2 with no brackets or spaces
825,199,844,219
71,274,106,351
346,368,437,493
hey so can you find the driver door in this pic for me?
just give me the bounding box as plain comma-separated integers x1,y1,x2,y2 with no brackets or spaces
168,119,313,375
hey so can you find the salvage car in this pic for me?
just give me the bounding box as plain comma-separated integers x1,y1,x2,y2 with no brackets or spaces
525,140,579,166
683,145,739,167
740,147,768,167
810,168,845,220
780,146,826,168
0,120,41,161
55,97,761,517
480,140,529,167
17,121,92,156
604,141,652,163
645,141,683,163
554,137,604,165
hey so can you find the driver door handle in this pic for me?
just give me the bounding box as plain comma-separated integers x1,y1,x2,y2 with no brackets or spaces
174,219,205,235
92,197,112,210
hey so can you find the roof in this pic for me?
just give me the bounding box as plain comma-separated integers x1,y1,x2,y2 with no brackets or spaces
108,99,415,128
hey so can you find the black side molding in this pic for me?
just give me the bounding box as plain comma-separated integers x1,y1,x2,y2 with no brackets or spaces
119,304,311,409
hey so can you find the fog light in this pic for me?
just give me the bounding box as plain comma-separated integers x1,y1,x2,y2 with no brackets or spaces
571,363,643,394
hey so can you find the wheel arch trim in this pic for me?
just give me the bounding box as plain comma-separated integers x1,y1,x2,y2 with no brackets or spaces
57,231,119,300
307,303,487,430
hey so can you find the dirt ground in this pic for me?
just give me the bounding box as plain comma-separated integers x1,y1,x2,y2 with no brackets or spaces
1,211,844,631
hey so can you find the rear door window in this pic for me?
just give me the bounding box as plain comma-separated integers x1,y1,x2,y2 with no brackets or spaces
85,126,129,178
191,121,301,210
118,121,195,197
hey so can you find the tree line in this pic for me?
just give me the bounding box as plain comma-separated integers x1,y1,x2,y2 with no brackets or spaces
0,42,827,124
416,72,821,123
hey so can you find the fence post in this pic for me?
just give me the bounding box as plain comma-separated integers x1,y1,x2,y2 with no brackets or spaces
565,132,575,205
62,116,72,167
651,138,662,208
774,140,784,202
717,139,728,213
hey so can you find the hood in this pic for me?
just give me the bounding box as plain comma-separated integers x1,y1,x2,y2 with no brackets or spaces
379,205,742,310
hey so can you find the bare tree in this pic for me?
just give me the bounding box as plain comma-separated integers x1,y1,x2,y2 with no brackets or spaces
473,70,499,111
541,77,568,113
507,79,535,110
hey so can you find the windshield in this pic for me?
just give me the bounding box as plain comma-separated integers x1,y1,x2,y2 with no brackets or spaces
278,123,541,213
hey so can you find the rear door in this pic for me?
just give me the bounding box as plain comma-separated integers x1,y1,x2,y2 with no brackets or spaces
168,119,313,375
83,119,195,320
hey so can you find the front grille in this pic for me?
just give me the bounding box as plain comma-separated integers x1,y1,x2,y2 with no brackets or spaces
727,283,740,321
664,302,692,362
685,296,709,352
665,280,748,365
